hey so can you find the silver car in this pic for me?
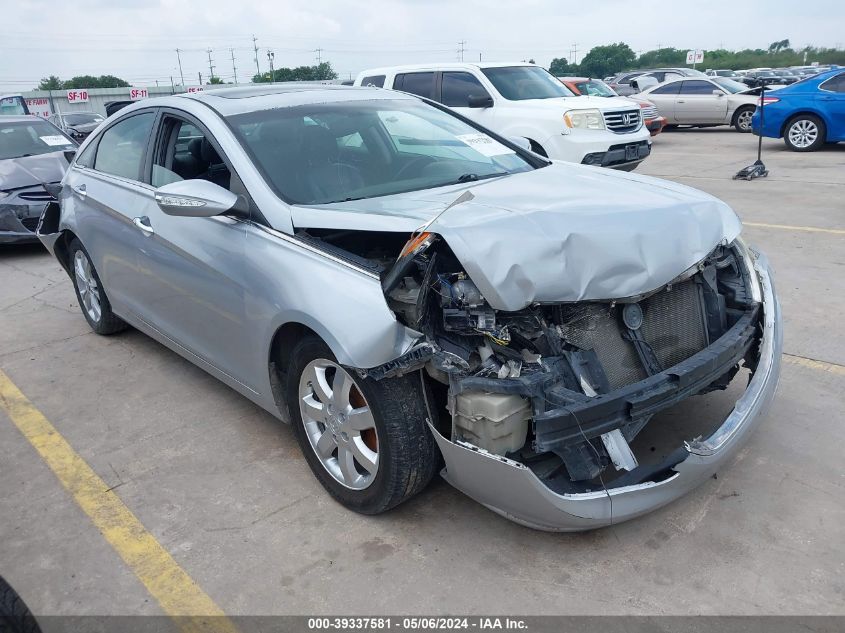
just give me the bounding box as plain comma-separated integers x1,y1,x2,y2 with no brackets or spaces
38,85,782,531
636,76,762,131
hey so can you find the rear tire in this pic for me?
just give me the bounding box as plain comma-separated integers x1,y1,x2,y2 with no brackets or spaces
68,239,128,335
286,335,439,514
0,575,42,633
733,106,755,132
783,115,826,152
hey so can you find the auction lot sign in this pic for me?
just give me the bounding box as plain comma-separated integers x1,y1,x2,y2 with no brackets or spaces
129,87,149,100
66,89,89,103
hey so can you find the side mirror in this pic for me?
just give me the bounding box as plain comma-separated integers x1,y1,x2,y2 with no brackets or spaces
467,94,494,108
712,90,724,97
154,179,241,218
508,137,532,152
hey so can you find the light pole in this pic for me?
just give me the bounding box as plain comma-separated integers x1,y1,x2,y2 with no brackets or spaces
266,50,275,82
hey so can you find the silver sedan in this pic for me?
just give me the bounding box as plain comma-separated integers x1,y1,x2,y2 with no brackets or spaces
635,76,762,131
37,86,781,530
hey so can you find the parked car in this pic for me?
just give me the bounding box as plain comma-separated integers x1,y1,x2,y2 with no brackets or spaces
740,70,794,88
706,69,742,80
752,68,845,151
0,94,30,115
607,68,706,96
105,100,134,116
635,76,762,131
0,115,75,244
48,111,105,141
558,76,667,136
38,85,781,530
355,62,652,170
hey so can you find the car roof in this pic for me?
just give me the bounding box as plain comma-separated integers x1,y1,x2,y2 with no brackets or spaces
178,83,418,116
0,114,44,123
358,61,534,76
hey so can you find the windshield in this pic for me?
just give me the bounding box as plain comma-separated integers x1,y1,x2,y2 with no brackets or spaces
0,120,75,160
228,99,535,206
575,79,617,97
0,96,27,115
712,77,749,93
482,66,574,100
63,113,104,126
714,70,736,77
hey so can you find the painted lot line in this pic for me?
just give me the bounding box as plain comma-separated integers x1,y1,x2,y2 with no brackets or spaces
0,369,237,633
743,221,845,236
783,353,845,376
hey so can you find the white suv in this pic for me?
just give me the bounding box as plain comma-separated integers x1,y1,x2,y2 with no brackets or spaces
354,62,652,170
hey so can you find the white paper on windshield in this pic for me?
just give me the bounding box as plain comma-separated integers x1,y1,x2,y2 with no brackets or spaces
40,135,71,146
455,133,515,157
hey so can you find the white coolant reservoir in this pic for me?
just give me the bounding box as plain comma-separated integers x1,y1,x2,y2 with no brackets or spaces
451,391,531,456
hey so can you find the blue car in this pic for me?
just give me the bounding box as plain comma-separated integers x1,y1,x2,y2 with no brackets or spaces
752,68,845,151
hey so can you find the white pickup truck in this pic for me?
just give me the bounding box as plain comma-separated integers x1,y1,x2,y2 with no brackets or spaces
354,62,652,170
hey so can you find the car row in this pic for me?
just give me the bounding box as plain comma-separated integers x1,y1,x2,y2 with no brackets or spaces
354,62,653,170
34,83,781,530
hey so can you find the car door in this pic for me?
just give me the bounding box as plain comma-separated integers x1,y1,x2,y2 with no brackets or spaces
63,110,158,318
439,71,496,127
133,110,254,387
818,72,845,140
674,80,729,123
643,82,681,121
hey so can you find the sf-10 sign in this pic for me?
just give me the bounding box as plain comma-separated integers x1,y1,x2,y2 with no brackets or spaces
66,89,89,103
129,88,149,100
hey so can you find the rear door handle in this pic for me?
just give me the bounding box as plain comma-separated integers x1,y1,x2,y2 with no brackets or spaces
132,216,155,236
677,100,685,103
72,184,86,198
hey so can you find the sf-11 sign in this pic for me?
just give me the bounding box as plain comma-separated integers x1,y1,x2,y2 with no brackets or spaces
129,88,149,100
66,89,89,103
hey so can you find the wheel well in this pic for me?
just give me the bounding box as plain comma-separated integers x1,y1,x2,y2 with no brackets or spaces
528,139,548,157
780,111,826,138
268,322,321,414
53,229,79,277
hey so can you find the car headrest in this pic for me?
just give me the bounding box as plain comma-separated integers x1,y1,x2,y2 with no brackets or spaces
188,138,204,161
200,138,221,165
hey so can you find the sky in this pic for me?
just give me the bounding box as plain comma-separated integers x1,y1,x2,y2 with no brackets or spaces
1,0,843,92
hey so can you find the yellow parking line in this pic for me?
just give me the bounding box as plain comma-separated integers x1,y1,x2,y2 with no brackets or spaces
783,354,845,376
0,370,238,633
744,222,845,236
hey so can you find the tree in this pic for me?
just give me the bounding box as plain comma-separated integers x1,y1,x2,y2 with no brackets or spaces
253,61,338,83
207,76,224,84
578,42,636,79
37,75,63,90
62,75,130,89
636,47,687,68
768,39,791,54
548,57,570,76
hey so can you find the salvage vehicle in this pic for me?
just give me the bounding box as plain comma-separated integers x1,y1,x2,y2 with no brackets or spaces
0,94,30,115
48,111,105,142
635,76,762,132
558,77,667,136
1,115,75,244
38,85,782,530
354,62,652,170
752,68,845,151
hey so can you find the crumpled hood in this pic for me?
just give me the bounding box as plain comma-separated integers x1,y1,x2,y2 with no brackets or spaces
0,152,70,191
68,122,100,134
290,163,742,311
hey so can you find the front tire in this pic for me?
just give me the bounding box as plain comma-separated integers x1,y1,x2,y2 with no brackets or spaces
69,239,127,335
286,335,439,514
733,106,755,132
783,115,826,151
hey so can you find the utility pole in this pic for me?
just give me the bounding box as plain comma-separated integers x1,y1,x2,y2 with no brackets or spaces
252,34,261,78
570,43,579,65
230,48,238,84
206,48,215,82
267,50,275,82
457,40,466,61
175,49,185,86
198,71,202,86
314,48,323,65
170,76,175,94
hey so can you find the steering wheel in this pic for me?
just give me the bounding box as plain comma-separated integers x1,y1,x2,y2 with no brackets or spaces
394,155,434,180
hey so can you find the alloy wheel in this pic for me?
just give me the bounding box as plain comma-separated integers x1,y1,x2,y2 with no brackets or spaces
73,250,102,323
736,109,753,131
788,119,818,148
298,359,379,490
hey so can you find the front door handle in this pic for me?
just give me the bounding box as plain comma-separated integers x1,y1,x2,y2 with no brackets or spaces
72,184,87,198
132,216,155,236
677,100,685,103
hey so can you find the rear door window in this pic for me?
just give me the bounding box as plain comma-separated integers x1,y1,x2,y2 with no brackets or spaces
93,112,155,181
394,72,436,99
650,82,682,95
821,73,845,93
360,75,386,88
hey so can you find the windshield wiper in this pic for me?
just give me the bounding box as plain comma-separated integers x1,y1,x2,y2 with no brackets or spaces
456,172,507,183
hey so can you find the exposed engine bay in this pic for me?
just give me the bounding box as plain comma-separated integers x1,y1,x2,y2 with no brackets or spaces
302,227,763,494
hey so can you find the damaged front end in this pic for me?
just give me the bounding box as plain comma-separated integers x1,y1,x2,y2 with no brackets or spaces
342,228,780,530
